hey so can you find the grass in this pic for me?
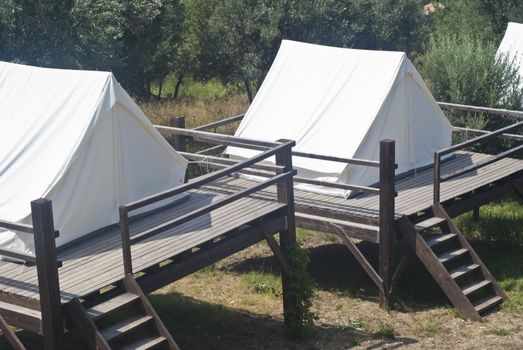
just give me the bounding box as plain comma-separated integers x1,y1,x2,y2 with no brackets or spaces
241,271,282,297
455,198,523,244
412,316,442,337
374,323,396,339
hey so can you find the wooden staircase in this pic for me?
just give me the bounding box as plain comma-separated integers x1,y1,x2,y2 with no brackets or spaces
69,275,179,350
398,203,508,321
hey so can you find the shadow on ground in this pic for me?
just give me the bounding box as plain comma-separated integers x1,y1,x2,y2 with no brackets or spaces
2,292,418,350
227,238,523,312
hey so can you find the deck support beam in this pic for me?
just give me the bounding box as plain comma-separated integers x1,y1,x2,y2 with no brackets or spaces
31,199,64,350
379,140,396,309
275,140,297,328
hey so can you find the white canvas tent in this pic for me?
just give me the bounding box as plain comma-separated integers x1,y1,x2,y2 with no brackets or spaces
0,61,188,254
497,22,523,84
227,40,452,197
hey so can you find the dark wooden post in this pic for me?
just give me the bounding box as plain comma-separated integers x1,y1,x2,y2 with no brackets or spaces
275,140,296,326
170,116,186,152
31,199,64,350
433,152,441,205
119,206,133,276
379,140,395,309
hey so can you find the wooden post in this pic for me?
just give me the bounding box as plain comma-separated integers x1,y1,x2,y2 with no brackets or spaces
170,116,186,152
119,206,133,276
434,152,441,205
275,141,296,326
472,206,480,221
379,140,395,309
31,199,64,350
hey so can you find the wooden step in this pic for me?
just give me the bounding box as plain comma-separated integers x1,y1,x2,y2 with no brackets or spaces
101,314,153,342
415,216,446,231
474,295,503,314
438,248,469,264
121,336,167,350
87,293,140,321
449,264,481,279
0,301,42,334
427,233,458,247
462,280,492,296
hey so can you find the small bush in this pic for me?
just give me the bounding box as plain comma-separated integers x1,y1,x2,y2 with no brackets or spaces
375,322,395,339
419,34,523,143
284,242,317,339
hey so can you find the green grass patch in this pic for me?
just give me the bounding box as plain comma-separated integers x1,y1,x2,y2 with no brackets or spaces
412,316,442,337
296,228,311,241
346,319,367,331
456,199,523,244
241,271,282,297
374,323,395,339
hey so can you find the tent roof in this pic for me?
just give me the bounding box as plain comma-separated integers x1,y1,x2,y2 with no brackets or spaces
229,40,450,175
498,22,523,79
0,61,186,222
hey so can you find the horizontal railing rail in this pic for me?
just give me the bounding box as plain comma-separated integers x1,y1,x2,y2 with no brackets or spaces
193,113,246,131
452,126,523,142
434,120,523,204
438,101,523,119
119,138,296,275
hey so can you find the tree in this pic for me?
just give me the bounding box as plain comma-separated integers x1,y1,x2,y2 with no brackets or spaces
419,34,523,131
71,0,184,98
0,0,75,66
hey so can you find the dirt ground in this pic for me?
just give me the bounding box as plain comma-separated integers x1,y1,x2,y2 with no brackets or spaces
154,231,523,350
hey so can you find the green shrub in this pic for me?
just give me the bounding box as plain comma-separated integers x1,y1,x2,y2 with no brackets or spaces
284,242,317,339
419,34,523,135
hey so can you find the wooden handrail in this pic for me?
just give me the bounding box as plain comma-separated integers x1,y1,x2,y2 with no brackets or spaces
453,126,523,142
124,141,294,212
438,120,523,156
441,143,523,182
130,170,295,245
155,125,279,150
0,220,34,234
294,176,380,194
119,139,296,275
434,120,523,204
194,113,245,131
292,150,380,167
0,248,37,263
438,101,523,119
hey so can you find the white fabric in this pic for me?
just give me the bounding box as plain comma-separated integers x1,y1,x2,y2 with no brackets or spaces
227,40,452,197
0,61,188,254
497,22,523,85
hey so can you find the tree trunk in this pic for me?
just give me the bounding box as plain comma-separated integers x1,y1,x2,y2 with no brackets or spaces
243,78,253,103
158,76,164,98
174,73,184,99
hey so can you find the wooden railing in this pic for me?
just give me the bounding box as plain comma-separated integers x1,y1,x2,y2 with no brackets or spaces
118,129,296,276
155,118,398,307
434,120,523,204
438,101,523,119
0,199,64,349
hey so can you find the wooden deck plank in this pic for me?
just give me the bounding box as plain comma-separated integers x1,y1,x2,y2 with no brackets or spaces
1,151,522,305
0,186,285,303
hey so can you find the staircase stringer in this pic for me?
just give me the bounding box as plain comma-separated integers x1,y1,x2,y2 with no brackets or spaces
0,312,26,350
397,216,482,321
123,274,180,350
432,204,508,301
68,298,111,350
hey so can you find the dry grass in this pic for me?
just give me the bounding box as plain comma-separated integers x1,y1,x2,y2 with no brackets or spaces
140,94,249,129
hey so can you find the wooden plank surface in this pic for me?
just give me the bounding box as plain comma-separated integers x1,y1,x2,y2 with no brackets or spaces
1,151,522,306
0,184,285,304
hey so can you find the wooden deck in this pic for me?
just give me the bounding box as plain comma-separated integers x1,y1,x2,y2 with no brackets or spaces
200,151,523,241
0,185,285,309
